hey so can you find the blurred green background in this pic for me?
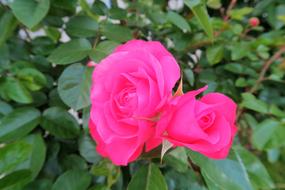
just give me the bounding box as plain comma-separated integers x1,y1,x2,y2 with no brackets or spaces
0,0,285,189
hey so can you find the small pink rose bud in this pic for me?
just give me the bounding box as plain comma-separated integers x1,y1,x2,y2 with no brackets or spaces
87,60,97,67
249,17,260,27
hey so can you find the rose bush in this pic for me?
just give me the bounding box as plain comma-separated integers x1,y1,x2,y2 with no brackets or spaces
0,0,284,189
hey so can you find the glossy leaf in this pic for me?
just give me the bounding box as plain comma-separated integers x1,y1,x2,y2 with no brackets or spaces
66,16,99,37
52,169,91,190
48,39,92,65
89,40,119,62
0,141,31,174
78,134,101,164
0,100,13,117
252,119,280,150
102,24,133,43
15,134,47,180
0,12,18,46
58,63,92,110
2,77,33,104
241,93,268,114
188,150,253,190
0,170,32,190
60,154,88,171
184,0,213,40
167,11,191,32
0,107,41,142
235,146,274,189
8,0,50,28
229,7,253,20
164,147,189,173
41,107,80,139
206,45,224,65
23,179,53,190
16,68,47,91
128,163,168,190
184,69,195,86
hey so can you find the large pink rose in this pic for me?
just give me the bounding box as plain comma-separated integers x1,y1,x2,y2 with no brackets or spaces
156,86,237,159
89,40,180,165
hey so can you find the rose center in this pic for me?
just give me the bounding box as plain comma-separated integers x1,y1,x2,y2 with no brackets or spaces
198,112,215,130
115,86,138,115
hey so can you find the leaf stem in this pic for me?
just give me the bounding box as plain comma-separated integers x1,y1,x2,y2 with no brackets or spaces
249,45,285,93
224,0,237,21
237,45,285,121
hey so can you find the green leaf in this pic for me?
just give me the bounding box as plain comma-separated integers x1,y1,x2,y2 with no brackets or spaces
0,141,31,174
89,41,119,62
235,78,247,87
109,8,127,20
207,0,221,9
79,134,101,164
265,124,285,149
224,63,257,76
267,148,280,163
256,45,270,59
8,0,50,28
229,7,253,20
51,0,77,13
58,63,92,110
2,77,33,104
52,169,92,190
43,142,62,178
0,107,41,142
167,11,191,32
252,119,280,150
188,150,253,190
48,39,92,65
0,135,46,189
206,45,224,65
48,88,68,108
102,24,133,43
184,0,213,40
252,119,285,150
127,163,168,190
0,43,10,71
165,170,206,190
60,154,88,171
234,146,274,189
91,159,116,176
0,100,13,117
0,12,18,47
241,93,268,114
91,159,120,188
15,134,46,180
184,69,195,86
23,179,53,190
79,0,99,21
41,107,80,139
164,147,189,173
229,42,251,61
45,27,61,43
0,170,32,190
17,68,47,91
82,107,90,132
66,16,99,37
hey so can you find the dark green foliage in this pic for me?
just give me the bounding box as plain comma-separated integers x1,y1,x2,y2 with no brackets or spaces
0,0,285,189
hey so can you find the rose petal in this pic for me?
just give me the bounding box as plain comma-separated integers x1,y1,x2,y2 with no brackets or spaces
200,93,237,125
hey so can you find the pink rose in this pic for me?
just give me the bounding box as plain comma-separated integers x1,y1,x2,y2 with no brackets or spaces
89,40,180,165
156,86,237,159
